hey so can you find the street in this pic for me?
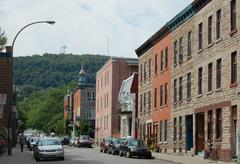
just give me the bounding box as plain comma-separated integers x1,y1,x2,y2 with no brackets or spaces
1,145,177,164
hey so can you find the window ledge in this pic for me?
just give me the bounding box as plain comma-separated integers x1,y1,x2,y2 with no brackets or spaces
163,141,168,144
207,43,214,48
179,100,183,104
178,140,183,144
229,29,237,36
164,104,168,108
206,90,213,95
215,138,222,142
173,141,177,144
174,63,177,67
197,94,203,98
160,106,163,109
160,70,164,74
159,142,163,145
173,102,177,105
215,37,222,44
165,67,169,71
186,97,191,101
230,83,238,88
197,49,203,54
186,55,192,60
215,87,222,92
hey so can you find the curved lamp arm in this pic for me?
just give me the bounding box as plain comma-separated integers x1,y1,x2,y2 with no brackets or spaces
11,21,55,52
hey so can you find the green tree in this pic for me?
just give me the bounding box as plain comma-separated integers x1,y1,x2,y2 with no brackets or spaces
76,119,91,136
0,28,7,50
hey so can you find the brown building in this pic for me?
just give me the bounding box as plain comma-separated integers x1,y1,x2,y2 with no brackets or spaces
95,57,138,143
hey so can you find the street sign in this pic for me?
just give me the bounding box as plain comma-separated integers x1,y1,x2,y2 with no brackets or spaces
0,94,7,105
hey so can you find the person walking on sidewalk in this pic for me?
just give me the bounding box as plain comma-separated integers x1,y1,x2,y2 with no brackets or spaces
19,133,24,152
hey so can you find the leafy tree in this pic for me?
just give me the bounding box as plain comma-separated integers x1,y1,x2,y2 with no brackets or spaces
76,119,92,136
0,28,7,51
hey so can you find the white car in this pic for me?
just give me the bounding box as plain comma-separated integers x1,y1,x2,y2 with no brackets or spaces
29,137,38,151
34,137,64,161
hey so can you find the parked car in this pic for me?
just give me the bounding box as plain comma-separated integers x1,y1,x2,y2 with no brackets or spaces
68,137,76,146
60,136,69,145
34,137,64,161
77,135,92,148
107,138,124,155
29,137,39,151
100,138,112,153
119,139,152,159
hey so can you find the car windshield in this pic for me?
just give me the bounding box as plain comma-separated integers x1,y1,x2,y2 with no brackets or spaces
38,139,61,146
128,140,142,146
80,135,89,140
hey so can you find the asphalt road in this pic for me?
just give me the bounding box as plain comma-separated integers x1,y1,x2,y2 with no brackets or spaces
31,146,176,164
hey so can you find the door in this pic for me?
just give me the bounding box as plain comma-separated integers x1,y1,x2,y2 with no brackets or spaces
186,115,193,150
196,112,205,154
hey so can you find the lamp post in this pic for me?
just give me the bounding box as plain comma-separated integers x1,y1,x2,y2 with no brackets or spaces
8,20,55,155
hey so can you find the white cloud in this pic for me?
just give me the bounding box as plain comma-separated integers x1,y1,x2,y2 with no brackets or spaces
0,0,191,57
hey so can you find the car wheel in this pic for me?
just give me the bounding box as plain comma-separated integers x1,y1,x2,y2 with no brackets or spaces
119,150,123,157
100,148,103,152
126,151,131,158
112,150,115,155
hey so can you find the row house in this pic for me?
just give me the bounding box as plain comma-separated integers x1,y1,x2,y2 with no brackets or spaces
95,57,138,144
118,73,138,139
136,0,240,161
64,66,96,138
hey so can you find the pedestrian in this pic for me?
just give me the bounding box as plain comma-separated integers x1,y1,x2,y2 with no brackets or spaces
19,133,24,152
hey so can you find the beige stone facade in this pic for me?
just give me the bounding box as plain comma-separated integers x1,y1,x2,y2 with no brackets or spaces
138,48,153,145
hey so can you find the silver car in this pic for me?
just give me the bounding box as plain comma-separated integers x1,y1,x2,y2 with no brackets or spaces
34,138,64,161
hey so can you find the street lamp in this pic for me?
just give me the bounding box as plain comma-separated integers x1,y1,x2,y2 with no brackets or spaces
8,20,55,155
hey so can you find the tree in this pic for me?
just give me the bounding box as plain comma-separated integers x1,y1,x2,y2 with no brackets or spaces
0,28,7,51
76,119,91,136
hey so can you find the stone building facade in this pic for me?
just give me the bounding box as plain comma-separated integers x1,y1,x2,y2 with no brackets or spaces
95,57,138,143
135,47,153,145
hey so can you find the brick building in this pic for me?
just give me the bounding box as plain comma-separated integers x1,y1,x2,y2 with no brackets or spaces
95,57,138,143
136,0,240,161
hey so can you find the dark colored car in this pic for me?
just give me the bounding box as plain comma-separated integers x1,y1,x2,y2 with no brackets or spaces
60,136,69,145
77,135,92,148
100,138,112,153
107,138,124,155
119,139,152,159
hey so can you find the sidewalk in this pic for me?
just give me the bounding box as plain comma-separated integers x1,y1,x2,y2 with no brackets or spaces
152,152,237,164
0,145,34,164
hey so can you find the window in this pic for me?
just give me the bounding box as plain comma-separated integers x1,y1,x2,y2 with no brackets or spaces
100,97,102,108
230,0,237,31
106,93,108,107
179,117,182,141
179,76,183,101
187,72,191,99
174,41,178,65
231,51,237,84
97,99,99,112
174,79,177,103
208,110,213,140
187,31,192,57
164,120,167,142
165,83,168,105
148,58,152,79
179,37,183,64
216,58,222,89
92,92,95,101
216,9,221,39
208,63,213,92
140,64,143,83
154,88,157,108
216,108,222,140
87,92,91,101
101,76,103,87
160,121,163,142
98,79,100,92
155,54,158,74
140,95,142,112
198,23,203,50
143,93,146,112
144,62,147,81
161,50,164,71
148,91,151,111
198,67,203,94
160,85,163,107
104,94,106,108
208,16,212,44
173,118,177,141
165,47,168,68
87,108,92,119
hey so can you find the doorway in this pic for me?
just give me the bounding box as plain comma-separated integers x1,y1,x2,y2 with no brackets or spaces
186,115,193,151
196,112,205,154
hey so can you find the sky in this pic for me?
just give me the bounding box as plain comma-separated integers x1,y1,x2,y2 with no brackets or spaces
0,0,191,58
